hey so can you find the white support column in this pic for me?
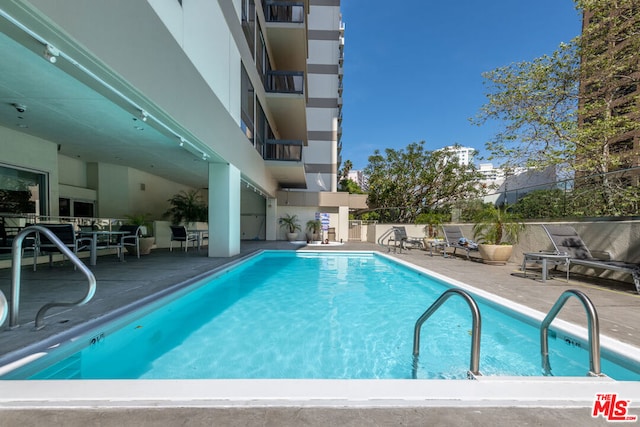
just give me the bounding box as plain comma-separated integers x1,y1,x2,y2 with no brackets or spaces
208,163,240,257
338,205,349,242
265,197,277,241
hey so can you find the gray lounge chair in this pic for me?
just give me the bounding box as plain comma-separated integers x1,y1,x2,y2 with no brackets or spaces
388,226,423,251
542,224,640,294
441,225,478,260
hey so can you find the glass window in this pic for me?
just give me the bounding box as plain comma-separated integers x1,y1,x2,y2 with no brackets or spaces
0,164,47,216
257,22,266,78
73,201,95,218
241,65,255,144
241,0,255,58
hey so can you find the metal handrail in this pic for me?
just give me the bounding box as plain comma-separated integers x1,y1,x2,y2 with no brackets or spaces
412,288,482,379
10,225,97,330
0,290,7,328
376,227,396,251
540,289,602,376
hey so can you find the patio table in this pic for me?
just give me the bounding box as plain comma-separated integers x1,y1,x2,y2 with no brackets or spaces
521,251,570,283
80,230,128,265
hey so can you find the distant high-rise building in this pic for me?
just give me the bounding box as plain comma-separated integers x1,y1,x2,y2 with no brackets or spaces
347,170,368,191
579,3,640,178
440,146,475,166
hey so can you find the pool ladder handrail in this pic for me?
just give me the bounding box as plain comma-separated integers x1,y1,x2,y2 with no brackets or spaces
540,289,603,377
0,290,7,329
412,288,482,379
9,225,97,330
377,227,396,252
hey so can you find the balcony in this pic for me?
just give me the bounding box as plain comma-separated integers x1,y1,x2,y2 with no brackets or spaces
264,70,307,144
264,139,307,188
264,139,302,161
264,1,304,23
263,1,307,71
264,70,304,94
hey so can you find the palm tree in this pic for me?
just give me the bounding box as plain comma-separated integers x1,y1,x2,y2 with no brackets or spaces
164,190,208,225
472,205,524,245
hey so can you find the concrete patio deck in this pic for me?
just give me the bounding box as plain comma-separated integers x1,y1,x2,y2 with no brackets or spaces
0,241,639,426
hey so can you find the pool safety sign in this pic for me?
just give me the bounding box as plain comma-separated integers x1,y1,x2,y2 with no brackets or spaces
316,212,330,231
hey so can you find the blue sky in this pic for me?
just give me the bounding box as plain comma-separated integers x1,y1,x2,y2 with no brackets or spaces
339,0,582,170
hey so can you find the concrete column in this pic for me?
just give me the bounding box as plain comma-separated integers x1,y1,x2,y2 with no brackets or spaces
338,205,349,242
208,163,240,257
265,197,277,241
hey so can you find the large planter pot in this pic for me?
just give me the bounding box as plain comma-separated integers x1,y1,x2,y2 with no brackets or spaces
478,244,513,265
126,237,155,256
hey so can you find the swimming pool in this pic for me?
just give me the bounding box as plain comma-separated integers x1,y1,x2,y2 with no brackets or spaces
2,251,640,381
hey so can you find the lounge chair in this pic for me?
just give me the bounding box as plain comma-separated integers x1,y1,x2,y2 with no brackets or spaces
542,224,640,294
441,225,479,261
169,225,198,252
388,226,423,251
118,225,142,258
33,223,92,270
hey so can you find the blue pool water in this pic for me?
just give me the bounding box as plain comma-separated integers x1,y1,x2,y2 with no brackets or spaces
5,251,640,380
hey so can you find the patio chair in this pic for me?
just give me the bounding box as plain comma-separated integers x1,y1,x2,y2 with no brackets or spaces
0,223,12,254
542,224,640,294
388,226,423,252
119,224,141,258
169,225,198,252
441,225,479,261
33,223,92,270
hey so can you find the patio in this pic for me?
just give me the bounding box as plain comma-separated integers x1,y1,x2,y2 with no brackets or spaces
0,241,639,426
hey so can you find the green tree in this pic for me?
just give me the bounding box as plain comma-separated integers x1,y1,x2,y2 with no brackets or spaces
575,0,640,214
364,142,483,223
471,41,579,175
510,189,567,219
338,178,364,194
164,190,208,224
473,0,640,216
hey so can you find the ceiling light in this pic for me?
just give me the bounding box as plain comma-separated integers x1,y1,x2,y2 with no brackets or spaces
139,110,148,122
179,137,185,147
43,44,59,63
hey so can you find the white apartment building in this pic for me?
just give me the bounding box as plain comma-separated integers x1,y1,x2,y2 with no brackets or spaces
347,170,368,191
479,163,557,205
0,0,365,257
441,145,475,166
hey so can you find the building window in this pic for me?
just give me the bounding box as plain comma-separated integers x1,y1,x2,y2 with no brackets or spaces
241,0,255,58
59,198,95,218
256,101,274,157
0,164,47,217
241,65,255,144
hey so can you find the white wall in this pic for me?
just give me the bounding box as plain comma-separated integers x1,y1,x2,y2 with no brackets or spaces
0,126,60,215
308,40,339,63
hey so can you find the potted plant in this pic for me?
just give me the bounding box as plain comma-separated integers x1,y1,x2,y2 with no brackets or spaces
416,212,447,251
164,190,208,227
280,214,301,241
472,205,524,265
306,219,322,242
123,212,156,255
